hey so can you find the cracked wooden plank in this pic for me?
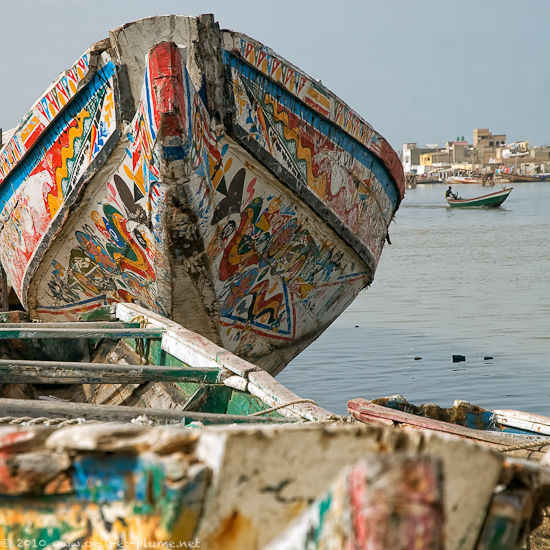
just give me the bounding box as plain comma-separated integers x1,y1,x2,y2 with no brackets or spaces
0,359,220,384
0,398,293,425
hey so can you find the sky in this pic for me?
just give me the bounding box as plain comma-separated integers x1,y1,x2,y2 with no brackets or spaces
0,0,548,152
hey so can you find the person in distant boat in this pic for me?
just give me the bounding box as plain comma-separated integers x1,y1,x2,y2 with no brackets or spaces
445,185,458,199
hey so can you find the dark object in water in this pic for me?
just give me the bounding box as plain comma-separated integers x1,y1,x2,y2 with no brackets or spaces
452,355,466,362
484,356,494,361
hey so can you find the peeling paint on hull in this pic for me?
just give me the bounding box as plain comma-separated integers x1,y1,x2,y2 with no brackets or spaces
0,305,546,549
0,15,404,374
0,422,545,550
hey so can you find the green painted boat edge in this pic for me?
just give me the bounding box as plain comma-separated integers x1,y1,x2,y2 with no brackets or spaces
0,303,336,423
114,303,338,422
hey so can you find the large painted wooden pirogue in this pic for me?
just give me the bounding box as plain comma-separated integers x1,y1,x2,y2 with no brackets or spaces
0,15,404,374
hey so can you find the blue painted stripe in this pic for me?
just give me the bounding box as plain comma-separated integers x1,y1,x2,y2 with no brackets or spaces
223,51,399,209
161,145,187,161
143,65,157,143
36,295,108,311
0,62,117,211
183,67,194,144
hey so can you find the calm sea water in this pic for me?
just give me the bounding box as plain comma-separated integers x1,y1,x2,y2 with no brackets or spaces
277,182,550,416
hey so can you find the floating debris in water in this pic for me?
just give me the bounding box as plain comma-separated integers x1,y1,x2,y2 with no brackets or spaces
452,355,466,362
484,356,493,361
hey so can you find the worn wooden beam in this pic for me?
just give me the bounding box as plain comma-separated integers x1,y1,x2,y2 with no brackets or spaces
0,311,31,324
0,359,221,384
0,266,8,312
0,327,164,339
0,322,139,329
0,398,293,424
348,399,550,450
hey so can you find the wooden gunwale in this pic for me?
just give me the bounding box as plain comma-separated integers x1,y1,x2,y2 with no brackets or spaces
0,327,164,339
348,399,550,449
494,409,550,436
115,303,336,422
0,397,293,424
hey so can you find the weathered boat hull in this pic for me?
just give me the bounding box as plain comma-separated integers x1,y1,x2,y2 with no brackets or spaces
0,421,548,550
0,16,403,374
504,173,550,182
348,396,550,461
446,187,512,208
0,307,548,549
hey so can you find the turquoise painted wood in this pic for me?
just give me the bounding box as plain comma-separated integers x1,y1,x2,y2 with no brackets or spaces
0,327,164,339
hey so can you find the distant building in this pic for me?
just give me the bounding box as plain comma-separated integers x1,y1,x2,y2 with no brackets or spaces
496,141,529,161
528,146,550,162
402,142,438,173
403,130,548,175
473,128,506,148
419,141,470,168
419,150,449,167
446,141,469,163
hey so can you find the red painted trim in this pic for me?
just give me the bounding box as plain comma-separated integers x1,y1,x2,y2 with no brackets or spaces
147,42,187,138
380,138,405,199
347,398,535,448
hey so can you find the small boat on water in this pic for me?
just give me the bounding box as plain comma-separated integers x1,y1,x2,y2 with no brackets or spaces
348,395,550,460
504,173,550,183
0,15,404,375
447,176,484,185
446,187,513,208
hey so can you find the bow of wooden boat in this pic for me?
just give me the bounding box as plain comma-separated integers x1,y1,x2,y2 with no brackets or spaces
0,15,405,376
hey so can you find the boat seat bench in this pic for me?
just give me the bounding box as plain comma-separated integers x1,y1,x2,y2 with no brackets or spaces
0,327,164,339
0,359,220,384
